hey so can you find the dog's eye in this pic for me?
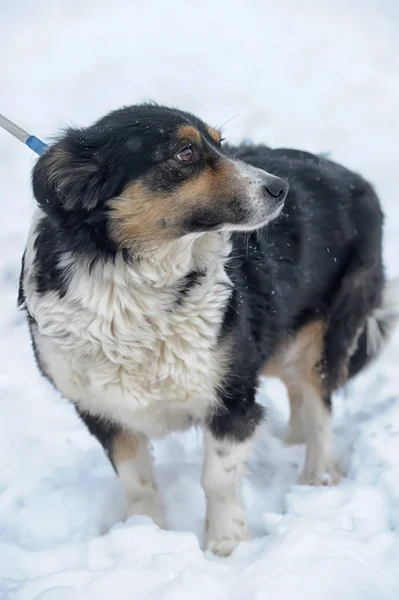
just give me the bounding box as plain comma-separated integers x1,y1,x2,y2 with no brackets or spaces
176,146,197,163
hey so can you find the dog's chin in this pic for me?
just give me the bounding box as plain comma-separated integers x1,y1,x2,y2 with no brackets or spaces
220,203,284,233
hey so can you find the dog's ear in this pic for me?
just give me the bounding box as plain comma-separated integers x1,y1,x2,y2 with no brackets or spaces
32,132,108,213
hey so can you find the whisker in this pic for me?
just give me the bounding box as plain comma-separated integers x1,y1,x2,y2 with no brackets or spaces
218,112,239,132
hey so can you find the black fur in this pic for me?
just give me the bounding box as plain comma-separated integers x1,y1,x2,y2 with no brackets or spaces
209,387,265,441
75,408,120,469
176,271,206,305
18,251,51,381
21,104,387,451
17,250,26,309
33,218,71,297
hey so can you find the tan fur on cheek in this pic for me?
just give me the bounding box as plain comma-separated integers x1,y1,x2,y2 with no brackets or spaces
173,160,239,205
108,182,183,247
108,160,242,249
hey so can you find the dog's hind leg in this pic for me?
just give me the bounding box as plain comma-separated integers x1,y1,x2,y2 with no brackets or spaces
283,384,306,445
297,388,340,485
265,320,340,485
289,321,340,485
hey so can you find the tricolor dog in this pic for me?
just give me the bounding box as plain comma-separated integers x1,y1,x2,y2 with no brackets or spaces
19,104,395,556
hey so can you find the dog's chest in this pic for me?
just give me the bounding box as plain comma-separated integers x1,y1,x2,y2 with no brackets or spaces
33,263,232,436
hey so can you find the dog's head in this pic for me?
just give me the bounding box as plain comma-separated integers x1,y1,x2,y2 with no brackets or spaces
33,104,288,251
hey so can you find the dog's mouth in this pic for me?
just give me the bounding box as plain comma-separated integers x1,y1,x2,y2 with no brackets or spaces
193,218,224,231
183,213,225,232
221,202,285,233
183,196,286,234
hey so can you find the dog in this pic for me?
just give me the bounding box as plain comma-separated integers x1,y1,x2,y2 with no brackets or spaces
18,103,395,556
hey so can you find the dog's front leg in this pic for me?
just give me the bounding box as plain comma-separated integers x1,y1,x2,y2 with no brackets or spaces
202,399,263,556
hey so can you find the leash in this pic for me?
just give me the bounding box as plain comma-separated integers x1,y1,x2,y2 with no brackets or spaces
0,113,48,156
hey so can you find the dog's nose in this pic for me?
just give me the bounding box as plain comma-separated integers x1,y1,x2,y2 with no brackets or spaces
264,177,289,202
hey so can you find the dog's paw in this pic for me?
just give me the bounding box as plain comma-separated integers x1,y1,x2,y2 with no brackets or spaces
299,460,341,486
206,516,251,557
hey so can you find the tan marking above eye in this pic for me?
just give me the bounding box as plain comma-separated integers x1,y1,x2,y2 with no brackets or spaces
208,127,222,144
176,125,202,145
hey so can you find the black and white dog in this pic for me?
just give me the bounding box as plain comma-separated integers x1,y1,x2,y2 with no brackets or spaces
18,104,395,556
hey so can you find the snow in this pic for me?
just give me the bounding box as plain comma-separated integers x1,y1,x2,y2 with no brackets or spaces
1,0,399,598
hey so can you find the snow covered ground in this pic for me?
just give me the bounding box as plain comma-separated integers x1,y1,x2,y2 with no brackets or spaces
1,0,399,598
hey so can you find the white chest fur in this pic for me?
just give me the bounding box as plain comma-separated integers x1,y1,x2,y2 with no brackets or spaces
24,218,233,437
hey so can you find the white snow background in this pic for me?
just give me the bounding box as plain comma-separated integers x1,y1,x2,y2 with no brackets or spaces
1,1,399,598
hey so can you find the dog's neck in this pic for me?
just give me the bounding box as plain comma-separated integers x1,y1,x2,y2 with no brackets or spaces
86,231,232,291
135,231,232,286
